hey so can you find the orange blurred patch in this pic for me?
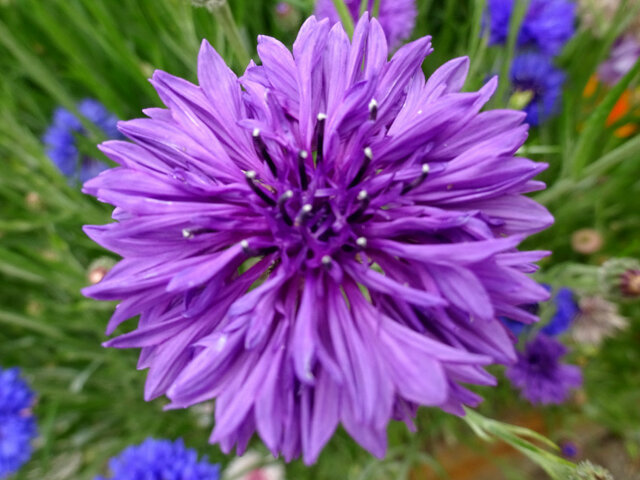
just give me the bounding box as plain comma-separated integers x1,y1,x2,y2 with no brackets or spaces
614,124,638,138
607,90,631,126
583,74,599,98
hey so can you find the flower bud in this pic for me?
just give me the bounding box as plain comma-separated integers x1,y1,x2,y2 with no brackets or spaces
568,461,613,480
571,228,604,255
87,257,115,285
599,257,640,298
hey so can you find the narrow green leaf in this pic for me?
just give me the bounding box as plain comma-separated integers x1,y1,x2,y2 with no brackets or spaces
331,0,355,37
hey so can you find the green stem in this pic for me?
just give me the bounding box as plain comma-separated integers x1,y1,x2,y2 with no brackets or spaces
537,133,640,204
495,0,529,106
359,0,368,16
331,0,355,37
372,0,381,17
209,1,251,67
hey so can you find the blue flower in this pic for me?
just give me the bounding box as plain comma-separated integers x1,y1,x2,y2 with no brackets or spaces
500,316,528,336
43,99,121,183
486,0,576,56
510,52,565,126
506,334,582,405
542,287,578,336
95,438,220,480
0,368,37,479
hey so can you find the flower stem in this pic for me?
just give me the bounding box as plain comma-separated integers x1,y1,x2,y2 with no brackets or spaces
358,0,368,16
332,0,355,37
372,0,381,17
208,0,251,67
495,0,529,106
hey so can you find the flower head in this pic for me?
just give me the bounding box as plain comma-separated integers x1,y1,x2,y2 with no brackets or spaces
598,35,640,86
568,461,614,480
560,441,579,459
314,0,417,48
571,228,603,254
276,2,292,16
506,334,582,405
43,99,120,183
83,15,552,463
598,257,640,298
510,52,565,126
95,438,219,480
0,368,37,479
542,287,578,336
620,269,640,297
572,296,627,346
486,0,576,55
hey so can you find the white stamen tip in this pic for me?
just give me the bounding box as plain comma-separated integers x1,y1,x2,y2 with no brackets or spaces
284,190,294,199
422,163,430,174
356,237,367,248
241,240,250,249
299,150,309,159
252,128,260,137
322,255,332,265
358,190,368,201
182,229,192,238
246,170,257,179
317,112,328,121
364,147,373,159
369,98,378,111
302,204,313,213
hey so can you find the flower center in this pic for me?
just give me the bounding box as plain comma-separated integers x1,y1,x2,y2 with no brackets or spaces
241,113,430,270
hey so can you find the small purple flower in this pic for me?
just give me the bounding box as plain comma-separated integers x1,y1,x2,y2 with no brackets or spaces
542,287,578,336
560,440,579,459
83,15,552,463
43,99,121,183
486,0,576,56
276,2,291,16
0,368,37,479
94,438,219,480
506,334,582,405
510,52,565,126
314,0,417,48
598,35,640,86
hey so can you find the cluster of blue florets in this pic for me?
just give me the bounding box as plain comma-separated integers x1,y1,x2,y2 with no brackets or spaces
0,368,37,479
43,99,121,183
486,0,576,125
94,438,220,480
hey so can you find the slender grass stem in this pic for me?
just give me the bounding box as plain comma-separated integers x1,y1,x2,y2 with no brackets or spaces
331,0,355,37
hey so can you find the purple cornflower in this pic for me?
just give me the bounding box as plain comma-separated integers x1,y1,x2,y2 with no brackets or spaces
83,15,552,463
43,99,121,183
0,368,37,479
542,287,578,336
598,35,640,86
315,0,416,48
486,0,576,56
95,438,219,480
506,334,582,405
510,52,565,126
